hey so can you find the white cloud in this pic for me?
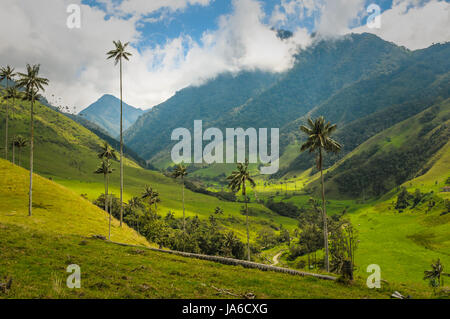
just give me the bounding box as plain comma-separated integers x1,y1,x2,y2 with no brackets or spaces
316,0,366,35
269,0,366,36
0,0,310,112
96,0,212,18
0,0,141,110
0,0,448,114
353,0,450,50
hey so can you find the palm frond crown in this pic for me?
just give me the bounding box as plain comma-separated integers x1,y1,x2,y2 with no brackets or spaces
300,116,342,156
16,64,49,93
94,159,113,175
0,65,16,84
227,159,256,193
172,164,188,179
106,40,133,65
98,142,118,160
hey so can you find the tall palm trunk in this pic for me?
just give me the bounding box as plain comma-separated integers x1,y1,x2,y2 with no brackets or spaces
182,176,186,233
105,173,111,240
4,81,9,160
119,57,124,227
28,99,34,217
18,147,22,167
11,97,16,164
243,180,250,261
319,148,329,272
104,173,109,239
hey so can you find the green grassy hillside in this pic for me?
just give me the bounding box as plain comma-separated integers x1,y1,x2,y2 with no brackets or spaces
1,222,411,299
0,161,410,299
349,142,450,285
319,99,450,198
0,95,297,242
261,136,450,287
0,159,148,245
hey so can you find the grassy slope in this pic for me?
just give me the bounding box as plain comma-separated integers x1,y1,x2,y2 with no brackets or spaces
404,140,450,196
0,159,148,245
0,94,297,243
318,100,450,199
0,163,403,299
303,101,450,285
349,142,450,285
247,104,450,287
1,223,409,299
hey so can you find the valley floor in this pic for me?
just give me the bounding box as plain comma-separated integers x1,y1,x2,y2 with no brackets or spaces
0,223,427,299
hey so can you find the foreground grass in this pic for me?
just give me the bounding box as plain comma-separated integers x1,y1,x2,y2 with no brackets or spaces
350,202,450,286
0,223,421,299
0,161,412,299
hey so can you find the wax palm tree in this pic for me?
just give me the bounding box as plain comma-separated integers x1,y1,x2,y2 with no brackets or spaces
126,196,144,231
141,185,160,213
97,142,117,229
172,164,188,232
0,66,16,160
107,40,132,228
4,86,21,163
300,116,341,272
4,86,21,118
98,141,118,161
128,196,143,211
227,159,256,261
16,64,48,217
13,135,27,167
94,159,114,240
150,189,160,212
424,259,449,292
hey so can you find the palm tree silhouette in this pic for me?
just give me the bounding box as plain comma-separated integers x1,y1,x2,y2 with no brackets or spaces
4,86,20,118
107,40,132,228
13,135,27,167
141,185,160,213
94,159,114,240
126,197,144,231
0,66,16,160
227,159,255,261
172,164,188,233
97,141,117,222
300,116,341,272
4,86,21,163
98,141,118,161
17,64,48,217
424,259,449,292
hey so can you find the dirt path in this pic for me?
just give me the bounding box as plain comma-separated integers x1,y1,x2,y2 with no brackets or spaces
272,251,284,266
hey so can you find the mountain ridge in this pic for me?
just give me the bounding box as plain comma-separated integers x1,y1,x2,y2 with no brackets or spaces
80,94,145,138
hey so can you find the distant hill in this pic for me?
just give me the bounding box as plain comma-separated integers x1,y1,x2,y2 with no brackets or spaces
124,71,280,162
124,33,411,165
283,41,450,175
64,113,152,169
80,94,145,138
0,92,297,241
313,99,450,198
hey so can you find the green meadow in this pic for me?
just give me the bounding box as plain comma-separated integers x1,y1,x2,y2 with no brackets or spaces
1,87,449,298
1,158,422,299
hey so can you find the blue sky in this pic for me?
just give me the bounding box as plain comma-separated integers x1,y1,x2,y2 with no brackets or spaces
2,0,447,111
82,0,397,51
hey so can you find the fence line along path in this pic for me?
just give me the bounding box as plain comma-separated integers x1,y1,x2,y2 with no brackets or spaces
108,240,337,281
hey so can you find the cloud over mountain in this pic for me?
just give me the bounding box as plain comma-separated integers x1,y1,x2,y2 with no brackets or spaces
0,0,448,113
